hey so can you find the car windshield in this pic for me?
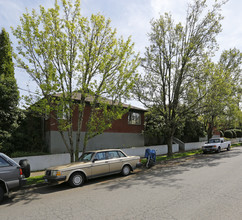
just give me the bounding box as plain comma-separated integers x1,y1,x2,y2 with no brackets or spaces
208,139,220,143
78,152,94,162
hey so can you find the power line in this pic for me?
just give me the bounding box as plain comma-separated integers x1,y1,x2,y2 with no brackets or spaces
18,87,40,95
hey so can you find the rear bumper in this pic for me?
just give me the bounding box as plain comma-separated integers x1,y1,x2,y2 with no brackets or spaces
19,178,27,187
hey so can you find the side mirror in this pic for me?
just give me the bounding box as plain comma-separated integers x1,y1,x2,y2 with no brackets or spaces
92,159,98,163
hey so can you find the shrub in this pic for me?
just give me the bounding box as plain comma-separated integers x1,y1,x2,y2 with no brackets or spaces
231,130,237,138
224,130,233,138
235,129,242,138
219,130,224,137
10,151,49,158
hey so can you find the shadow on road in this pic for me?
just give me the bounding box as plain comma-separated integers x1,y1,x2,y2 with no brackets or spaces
99,146,242,191
1,147,241,206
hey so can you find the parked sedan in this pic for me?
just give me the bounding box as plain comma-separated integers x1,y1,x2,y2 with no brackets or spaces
44,149,141,187
0,153,30,203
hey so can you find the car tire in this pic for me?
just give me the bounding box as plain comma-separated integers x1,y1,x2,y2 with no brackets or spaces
217,147,221,153
0,186,4,204
68,172,84,187
227,145,231,151
122,165,131,176
19,159,31,178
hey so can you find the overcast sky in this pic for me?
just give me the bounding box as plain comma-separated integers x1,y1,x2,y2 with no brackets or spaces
0,0,241,107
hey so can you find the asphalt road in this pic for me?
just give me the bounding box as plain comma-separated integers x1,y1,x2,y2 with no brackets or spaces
1,146,242,220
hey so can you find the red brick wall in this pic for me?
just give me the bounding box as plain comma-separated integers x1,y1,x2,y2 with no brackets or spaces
46,104,144,134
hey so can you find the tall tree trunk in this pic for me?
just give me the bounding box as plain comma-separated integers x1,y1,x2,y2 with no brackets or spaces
167,135,173,157
207,116,214,141
75,98,85,161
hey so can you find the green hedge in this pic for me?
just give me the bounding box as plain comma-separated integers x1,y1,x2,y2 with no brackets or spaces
235,129,242,138
224,130,233,138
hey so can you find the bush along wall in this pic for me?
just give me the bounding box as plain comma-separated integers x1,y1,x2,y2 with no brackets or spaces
224,130,233,138
234,129,242,138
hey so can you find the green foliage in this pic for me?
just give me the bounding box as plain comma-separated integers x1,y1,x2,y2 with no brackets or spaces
26,175,45,186
0,28,19,152
1,109,46,155
135,0,226,156
11,151,49,158
231,129,237,138
220,130,224,137
178,117,206,143
224,130,233,138
234,129,242,138
12,0,139,162
144,110,165,145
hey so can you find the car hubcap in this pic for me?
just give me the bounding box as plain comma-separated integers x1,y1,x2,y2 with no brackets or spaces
123,166,130,175
73,175,82,185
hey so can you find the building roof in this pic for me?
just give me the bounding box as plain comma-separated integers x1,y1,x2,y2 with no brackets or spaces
54,92,147,112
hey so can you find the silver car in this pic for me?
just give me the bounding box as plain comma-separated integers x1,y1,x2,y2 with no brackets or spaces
44,149,141,187
0,153,30,203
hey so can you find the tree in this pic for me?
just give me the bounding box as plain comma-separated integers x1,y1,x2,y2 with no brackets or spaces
0,28,19,153
201,48,242,139
218,48,242,129
135,0,226,156
12,0,139,162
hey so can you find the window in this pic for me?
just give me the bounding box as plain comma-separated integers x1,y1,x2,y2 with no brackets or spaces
128,112,141,125
78,152,94,162
107,151,120,159
0,156,10,167
94,152,107,161
117,151,126,158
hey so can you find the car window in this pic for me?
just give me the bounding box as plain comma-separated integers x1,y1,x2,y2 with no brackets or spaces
78,152,94,162
0,156,10,167
117,151,126,158
107,151,120,159
94,152,107,161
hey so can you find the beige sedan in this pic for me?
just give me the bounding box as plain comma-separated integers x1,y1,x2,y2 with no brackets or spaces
44,149,141,187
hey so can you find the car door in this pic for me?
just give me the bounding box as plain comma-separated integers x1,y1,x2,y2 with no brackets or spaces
108,151,125,173
91,152,109,177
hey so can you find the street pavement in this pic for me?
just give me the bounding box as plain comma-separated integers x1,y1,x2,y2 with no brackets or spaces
1,146,242,220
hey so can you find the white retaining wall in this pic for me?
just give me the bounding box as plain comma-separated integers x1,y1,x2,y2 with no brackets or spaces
185,142,205,151
13,144,179,171
12,140,242,172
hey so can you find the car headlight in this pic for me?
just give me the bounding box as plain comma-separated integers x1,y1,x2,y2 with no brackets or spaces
51,170,62,176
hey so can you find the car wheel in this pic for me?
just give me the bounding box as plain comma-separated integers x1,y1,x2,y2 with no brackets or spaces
227,145,231,151
122,165,131,176
19,159,31,178
0,186,4,204
217,147,221,153
68,172,84,187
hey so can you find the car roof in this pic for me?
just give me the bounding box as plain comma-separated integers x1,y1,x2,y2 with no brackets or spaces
85,149,123,153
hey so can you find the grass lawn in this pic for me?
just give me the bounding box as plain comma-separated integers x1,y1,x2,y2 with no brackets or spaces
26,175,45,185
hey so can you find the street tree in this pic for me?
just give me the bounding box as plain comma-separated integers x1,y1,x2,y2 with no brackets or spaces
135,0,226,156
12,0,139,162
217,48,242,129
199,60,233,140
0,28,19,153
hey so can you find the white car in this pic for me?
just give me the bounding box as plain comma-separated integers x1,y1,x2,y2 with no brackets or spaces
202,138,231,153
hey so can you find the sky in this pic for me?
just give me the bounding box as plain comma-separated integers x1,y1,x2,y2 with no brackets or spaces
0,0,242,107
